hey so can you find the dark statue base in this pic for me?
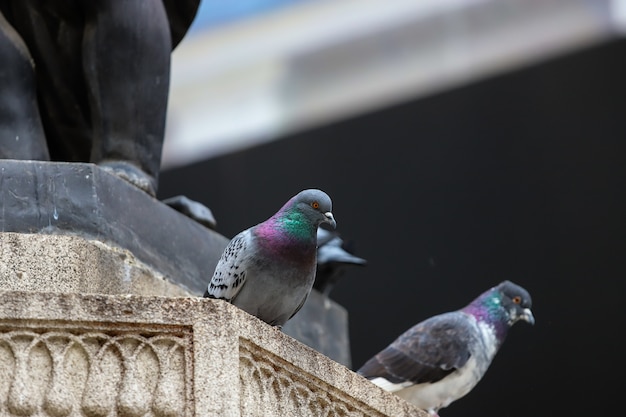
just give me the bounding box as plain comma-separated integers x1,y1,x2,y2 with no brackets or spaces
0,159,228,294
0,159,351,365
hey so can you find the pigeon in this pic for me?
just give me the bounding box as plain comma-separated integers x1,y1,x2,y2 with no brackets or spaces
357,280,534,416
314,228,366,296
163,195,217,229
204,189,336,328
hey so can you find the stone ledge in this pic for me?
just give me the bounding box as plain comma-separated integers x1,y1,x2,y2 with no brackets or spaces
0,232,190,296
0,231,352,365
0,290,427,417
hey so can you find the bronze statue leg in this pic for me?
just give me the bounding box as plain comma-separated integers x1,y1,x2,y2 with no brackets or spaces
83,0,172,196
0,10,49,160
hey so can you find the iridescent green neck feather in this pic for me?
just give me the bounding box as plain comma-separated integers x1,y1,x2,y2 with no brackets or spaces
276,209,315,240
254,206,317,259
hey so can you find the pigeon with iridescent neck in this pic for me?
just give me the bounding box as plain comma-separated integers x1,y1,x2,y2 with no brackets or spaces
357,280,534,416
204,189,336,328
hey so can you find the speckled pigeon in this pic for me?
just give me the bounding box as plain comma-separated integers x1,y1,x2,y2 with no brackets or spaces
357,280,534,416
314,228,366,296
204,189,336,328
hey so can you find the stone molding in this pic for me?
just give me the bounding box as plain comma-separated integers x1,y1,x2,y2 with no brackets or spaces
0,291,426,417
0,323,190,417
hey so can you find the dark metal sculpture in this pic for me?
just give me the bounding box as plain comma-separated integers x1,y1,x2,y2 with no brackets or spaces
0,0,200,196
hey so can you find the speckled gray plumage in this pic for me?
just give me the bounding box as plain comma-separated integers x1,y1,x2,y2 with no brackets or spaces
205,189,336,327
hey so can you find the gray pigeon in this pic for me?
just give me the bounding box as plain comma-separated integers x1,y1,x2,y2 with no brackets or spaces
314,228,366,296
204,189,336,328
163,195,217,229
357,280,534,416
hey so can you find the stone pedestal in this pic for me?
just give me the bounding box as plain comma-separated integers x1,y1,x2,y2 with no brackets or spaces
0,291,426,417
0,160,413,415
0,159,353,365
0,159,229,295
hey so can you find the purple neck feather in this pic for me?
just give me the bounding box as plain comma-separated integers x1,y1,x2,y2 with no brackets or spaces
462,292,510,343
253,212,316,261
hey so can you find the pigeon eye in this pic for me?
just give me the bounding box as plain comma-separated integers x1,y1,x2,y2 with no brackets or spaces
311,201,320,209
512,296,522,304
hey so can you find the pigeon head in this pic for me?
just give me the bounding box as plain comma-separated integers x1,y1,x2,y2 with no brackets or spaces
464,280,534,340
495,280,535,326
257,189,336,249
277,189,336,229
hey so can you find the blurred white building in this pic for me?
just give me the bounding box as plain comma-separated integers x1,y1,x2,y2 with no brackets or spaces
163,0,626,169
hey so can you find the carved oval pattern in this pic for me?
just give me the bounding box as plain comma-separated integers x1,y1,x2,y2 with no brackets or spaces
7,332,53,415
0,329,188,417
239,343,385,417
0,340,16,407
44,335,90,417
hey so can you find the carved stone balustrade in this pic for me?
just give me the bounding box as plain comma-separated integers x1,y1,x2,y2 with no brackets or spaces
0,290,426,417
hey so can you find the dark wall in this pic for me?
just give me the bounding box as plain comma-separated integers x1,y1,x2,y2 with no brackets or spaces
159,39,626,416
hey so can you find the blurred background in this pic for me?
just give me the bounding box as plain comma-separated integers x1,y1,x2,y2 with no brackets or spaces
158,1,626,416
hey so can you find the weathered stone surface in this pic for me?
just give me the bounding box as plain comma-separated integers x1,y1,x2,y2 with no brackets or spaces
0,290,427,417
0,159,229,294
283,289,352,368
0,232,189,296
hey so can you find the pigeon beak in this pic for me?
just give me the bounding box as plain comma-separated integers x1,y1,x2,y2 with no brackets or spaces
520,308,535,325
324,212,337,229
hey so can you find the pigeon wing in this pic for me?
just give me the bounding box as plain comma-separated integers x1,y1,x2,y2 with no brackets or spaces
358,312,473,385
205,232,250,301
